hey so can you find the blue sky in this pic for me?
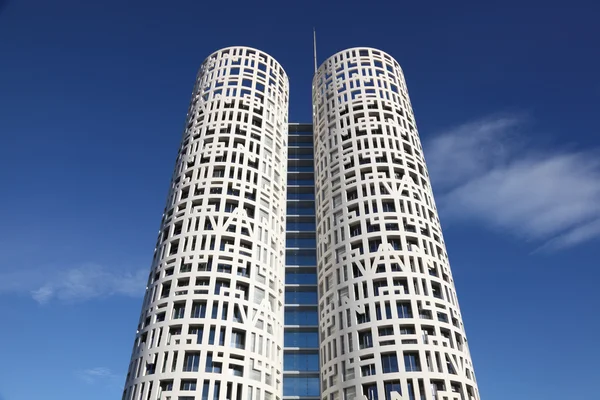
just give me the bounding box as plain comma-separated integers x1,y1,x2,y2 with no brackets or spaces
0,0,599,398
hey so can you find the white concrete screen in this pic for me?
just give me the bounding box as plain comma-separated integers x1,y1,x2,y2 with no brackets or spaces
122,47,289,400
312,48,480,400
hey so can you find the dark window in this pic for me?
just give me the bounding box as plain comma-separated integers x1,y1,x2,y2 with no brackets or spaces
381,353,399,373
404,352,421,372
183,352,200,372
397,302,413,318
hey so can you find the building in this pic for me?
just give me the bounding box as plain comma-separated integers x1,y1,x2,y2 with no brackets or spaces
122,46,480,400
312,48,479,400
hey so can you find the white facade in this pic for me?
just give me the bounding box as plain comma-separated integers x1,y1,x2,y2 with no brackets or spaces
122,46,289,400
313,48,480,400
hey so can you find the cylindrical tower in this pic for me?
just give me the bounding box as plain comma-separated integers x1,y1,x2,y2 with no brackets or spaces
123,47,289,400
313,48,480,400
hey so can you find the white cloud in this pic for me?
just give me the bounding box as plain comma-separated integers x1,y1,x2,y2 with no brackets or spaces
425,116,600,250
77,367,119,384
0,263,146,304
426,116,522,188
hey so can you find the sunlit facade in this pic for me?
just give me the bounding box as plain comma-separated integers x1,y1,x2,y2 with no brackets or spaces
313,48,480,400
122,46,480,400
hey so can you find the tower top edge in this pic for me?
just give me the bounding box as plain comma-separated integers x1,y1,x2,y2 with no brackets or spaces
315,47,402,74
198,46,289,79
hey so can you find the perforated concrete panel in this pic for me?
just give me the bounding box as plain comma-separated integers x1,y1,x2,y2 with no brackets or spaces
312,48,480,400
122,46,289,400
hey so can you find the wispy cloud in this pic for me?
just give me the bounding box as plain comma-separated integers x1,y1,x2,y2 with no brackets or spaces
0,263,146,304
425,115,600,250
77,367,119,384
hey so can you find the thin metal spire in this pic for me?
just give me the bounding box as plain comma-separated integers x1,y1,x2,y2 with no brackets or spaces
313,28,318,73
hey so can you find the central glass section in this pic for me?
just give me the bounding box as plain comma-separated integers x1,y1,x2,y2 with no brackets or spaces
283,124,320,398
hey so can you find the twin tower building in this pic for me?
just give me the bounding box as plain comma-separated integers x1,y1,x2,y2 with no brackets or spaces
122,47,481,400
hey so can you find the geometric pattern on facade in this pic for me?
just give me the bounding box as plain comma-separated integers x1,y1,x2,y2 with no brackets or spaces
312,48,480,400
122,46,289,400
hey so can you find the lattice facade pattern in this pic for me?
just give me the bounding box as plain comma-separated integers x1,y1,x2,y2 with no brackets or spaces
313,48,480,400
122,47,289,400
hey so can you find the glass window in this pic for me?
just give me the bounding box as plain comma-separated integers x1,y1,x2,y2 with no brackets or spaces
359,330,373,349
288,178,315,186
286,204,315,215
379,326,394,336
283,377,320,396
381,353,399,373
361,364,376,376
205,352,222,373
230,330,245,349
173,304,185,319
285,271,317,284
287,151,314,160
181,380,197,390
202,381,210,400
284,309,318,325
404,352,421,372
287,165,315,173
285,288,317,304
286,221,316,231
286,237,317,248
183,352,200,372
285,250,317,266
363,383,378,400
283,352,319,371
191,301,207,318
437,312,448,323
189,325,204,344
397,302,413,318
384,381,402,400
284,331,319,347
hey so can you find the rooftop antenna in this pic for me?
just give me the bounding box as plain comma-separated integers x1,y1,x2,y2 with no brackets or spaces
313,27,318,73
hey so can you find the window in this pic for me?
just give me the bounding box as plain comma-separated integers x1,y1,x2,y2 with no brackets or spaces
284,331,319,347
230,364,244,376
205,352,222,373
404,352,421,372
183,352,200,372
286,204,315,216
379,326,394,336
173,303,185,319
286,237,317,247
357,305,371,324
382,201,396,212
180,380,197,390
285,250,317,266
361,364,376,376
215,279,229,295
283,377,320,396
284,310,318,325
202,381,210,400
283,352,319,371
286,220,316,230
189,325,204,344
191,301,207,318
381,353,399,373
384,381,402,400
397,302,413,318
363,383,378,400
285,288,318,304
358,330,373,349
160,380,173,391
231,330,245,349
373,280,388,296
285,271,317,284
399,325,416,335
